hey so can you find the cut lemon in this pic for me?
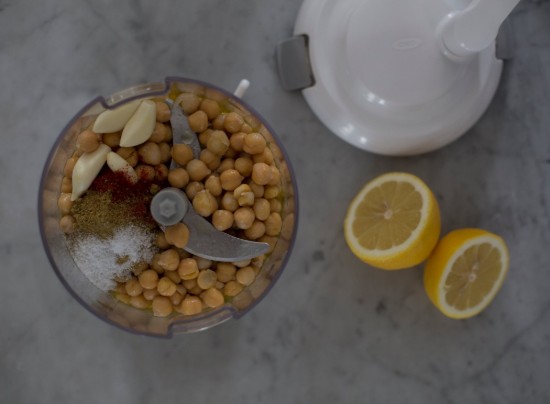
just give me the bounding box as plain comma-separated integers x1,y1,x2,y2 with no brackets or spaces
424,228,510,319
344,172,441,270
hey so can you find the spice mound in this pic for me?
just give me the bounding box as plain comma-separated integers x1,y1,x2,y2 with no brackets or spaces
67,169,158,291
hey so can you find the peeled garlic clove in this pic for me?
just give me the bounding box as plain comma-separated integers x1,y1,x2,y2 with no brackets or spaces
92,100,141,133
71,143,111,201
119,100,156,147
106,152,138,184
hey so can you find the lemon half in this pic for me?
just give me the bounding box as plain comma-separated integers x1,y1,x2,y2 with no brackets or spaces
344,172,441,270
424,228,510,319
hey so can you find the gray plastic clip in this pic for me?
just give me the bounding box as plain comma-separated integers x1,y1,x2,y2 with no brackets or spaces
276,35,315,91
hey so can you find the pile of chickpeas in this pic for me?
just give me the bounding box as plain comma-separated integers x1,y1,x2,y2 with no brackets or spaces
58,90,286,318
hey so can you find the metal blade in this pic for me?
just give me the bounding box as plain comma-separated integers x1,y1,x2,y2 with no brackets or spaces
166,100,201,161
183,208,270,262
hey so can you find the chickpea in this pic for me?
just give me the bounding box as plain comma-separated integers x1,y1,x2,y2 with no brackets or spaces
178,258,199,280
268,166,281,186
172,144,194,166
212,114,225,130
197,269,217,290
57,193,73,215
195,257,213,270
241,122,253,133
164,269,181,285
264,185,280,200
138,270,159,290
252,254,265,269
125,278,143,297
157,277,177,297
138,142,161,165
233,207,255,230
102,132,121,148
224,112,244,133
61,176,72,193
148,122,166,143
236,266,257,286
59,215,76,234
221,192,239,211
151,253,164,274
243,132,266,155
229,132,246,151
168,168,190,188
76,130,99,153
187,110,209,133
178,93,201,114
179,295,203,315
164,223,190,248
212,210,234,231
185,181,204,200
63,156,77,178
186,159,211,182
143,288,159,301
206,130,229,155
201,288,225,308
115,293,131,304
182,278,198,290
252,162,273,185
117,147,138,167
215,281,224,290
193,190,218,217
135,164,155,182
200,149,221,171
244,220,266,240
152,296,173,317
216,263,236,283
233,259,251,268
199,129,212,146
265,212,283,236
200,98,221,119
253,196,271,220
158,142,171,163
249,182,264,198
170,292,184,306
220,169,242,191
239,191,254,207
154,164,169,182
155,101,171,122
177,249,191,260
269,198,282,213
253,148,274,165
129,295,148,309
176,284,187,296
204,175,222,197
157,248,180,271
224,280,244,297
217,158,235,173
235,157,253,176
164,126,173,143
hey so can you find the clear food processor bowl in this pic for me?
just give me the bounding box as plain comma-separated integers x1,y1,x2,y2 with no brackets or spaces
38,77,298,337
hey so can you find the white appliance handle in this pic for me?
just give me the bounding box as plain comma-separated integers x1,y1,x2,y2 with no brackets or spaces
440,0,520,58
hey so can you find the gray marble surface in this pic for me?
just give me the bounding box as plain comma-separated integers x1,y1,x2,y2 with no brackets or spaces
1,0,550,403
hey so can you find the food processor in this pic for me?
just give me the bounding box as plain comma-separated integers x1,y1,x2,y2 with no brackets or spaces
39,77,298,337
277,0,520,155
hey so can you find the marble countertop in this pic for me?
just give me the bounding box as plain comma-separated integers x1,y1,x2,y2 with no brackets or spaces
2,0,549,402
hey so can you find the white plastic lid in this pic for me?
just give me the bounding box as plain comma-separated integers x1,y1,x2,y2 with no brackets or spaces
292,0,512,155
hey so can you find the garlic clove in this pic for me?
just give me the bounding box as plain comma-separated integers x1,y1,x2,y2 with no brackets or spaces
106,152,138,184
71,143,111,201
119,100,156,147
92,100,141,133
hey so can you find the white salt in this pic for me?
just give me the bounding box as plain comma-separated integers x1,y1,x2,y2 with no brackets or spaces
69,225,155,292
